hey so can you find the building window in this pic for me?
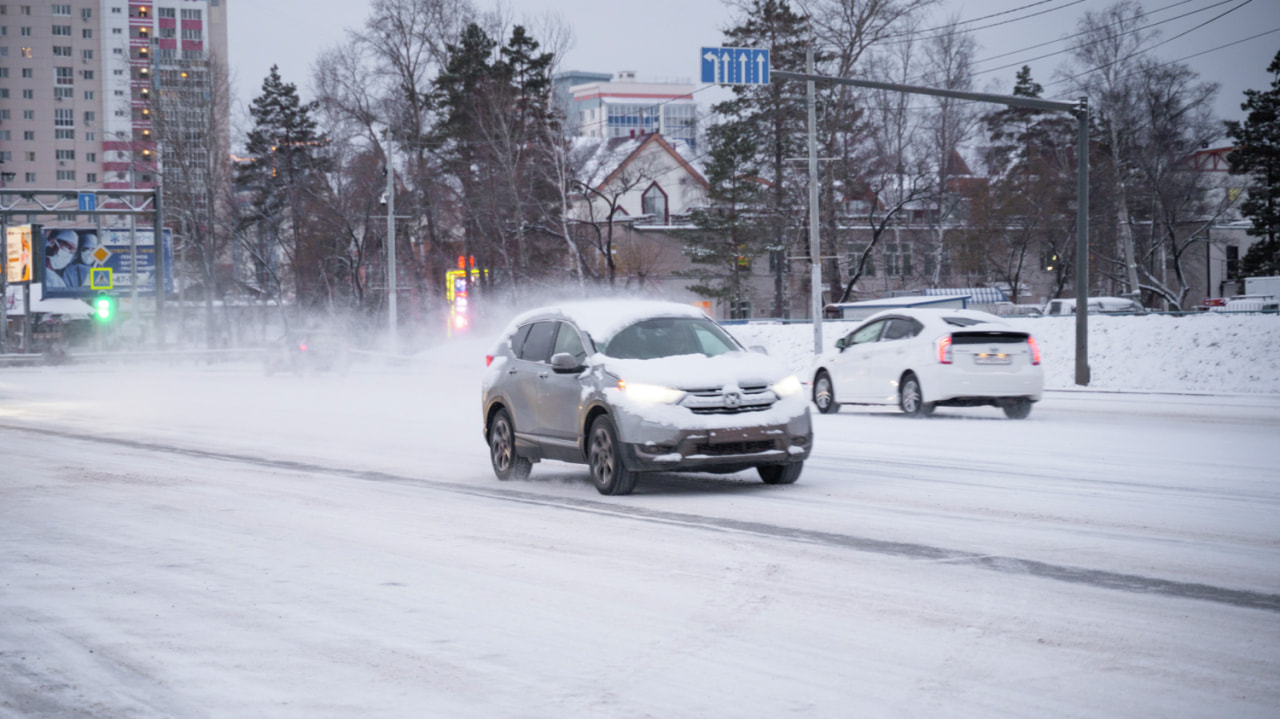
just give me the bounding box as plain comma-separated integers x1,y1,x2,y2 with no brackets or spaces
181,27,201,41
55,128,74,139
112,7,121,14
55,66,73,84
1226,245,1240,280
56,170,76,181
52,25,72,36
83,110,94,122
21,109,31,119
641,183,668,222
158,26,174,39
21,88,31,98
86,172,97,183
0,89,7,98
25,172,36,182
0,47,7,57
0,27,6,37
86,152,96,162
82,69,92,79
181,8,202,20
81,8,92,20
158,7,175,18
81,48,91,59
112,27,121,34
885,242,913,277
55,108,73,126
52,4,71,15
22,132,33,141
21,66,30,77
53,86,72,99
53,45,71,57
85,132,94,141
849,242,876,277
19,25,28,35
82,28,91,38
83,90,93,100
0,131,7,141
0,149,8,160
56,149,75,160
112,47,122,54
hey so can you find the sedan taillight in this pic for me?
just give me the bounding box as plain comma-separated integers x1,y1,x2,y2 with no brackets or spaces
936,335,953,364
1027,336,1041,365
485,355,494,367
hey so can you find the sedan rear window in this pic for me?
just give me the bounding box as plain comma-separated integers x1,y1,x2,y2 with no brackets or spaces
600,317,741,359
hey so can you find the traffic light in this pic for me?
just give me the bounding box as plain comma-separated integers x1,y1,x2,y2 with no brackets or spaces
93,294,114,322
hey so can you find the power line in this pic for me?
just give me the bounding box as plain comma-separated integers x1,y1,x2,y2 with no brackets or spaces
878,0,1086,47
873,0,1082,44
1048,0,1256,89
970,0,1219,73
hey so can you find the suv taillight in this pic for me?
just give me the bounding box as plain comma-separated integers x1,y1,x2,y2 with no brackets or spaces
485,355,494,367
936,335,953,364
1027,337,1041,365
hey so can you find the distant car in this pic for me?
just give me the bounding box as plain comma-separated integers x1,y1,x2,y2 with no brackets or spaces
1043,296,1146,315
481,300,812,495
264,330,351,376
1212,295,1279,313
811,308,1044,419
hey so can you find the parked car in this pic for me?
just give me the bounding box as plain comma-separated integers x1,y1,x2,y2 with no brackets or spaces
1043,296,1146,315
811,308,1044,419
1211,295,1279,313
263,330,351,376
481,300,812,495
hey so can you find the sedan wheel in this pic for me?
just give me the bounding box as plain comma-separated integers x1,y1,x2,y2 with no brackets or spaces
899,373,932,418
813,371,839,414
588,415,638,496
1002,398,1033,419
489,409,532,481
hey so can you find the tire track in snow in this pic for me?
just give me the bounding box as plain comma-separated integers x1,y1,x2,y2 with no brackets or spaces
6,422,1279,615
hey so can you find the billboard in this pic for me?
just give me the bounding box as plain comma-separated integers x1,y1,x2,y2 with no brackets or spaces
5,224,33,285
40,227,173,299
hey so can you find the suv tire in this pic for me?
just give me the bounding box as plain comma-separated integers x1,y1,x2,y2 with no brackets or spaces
588,415,638,496
489,408,532,481
757,462,803,485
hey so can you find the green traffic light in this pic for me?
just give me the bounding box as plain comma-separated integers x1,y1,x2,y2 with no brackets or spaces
94,295,113,321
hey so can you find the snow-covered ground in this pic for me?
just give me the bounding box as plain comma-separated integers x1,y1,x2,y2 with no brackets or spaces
0,312,1277,717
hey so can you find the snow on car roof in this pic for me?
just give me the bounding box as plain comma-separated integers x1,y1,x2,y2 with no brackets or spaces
502,299,711,343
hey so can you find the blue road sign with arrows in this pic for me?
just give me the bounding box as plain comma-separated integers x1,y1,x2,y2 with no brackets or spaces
701,47,770,85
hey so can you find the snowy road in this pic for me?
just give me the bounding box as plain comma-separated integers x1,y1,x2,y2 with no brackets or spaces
1,354,1277,717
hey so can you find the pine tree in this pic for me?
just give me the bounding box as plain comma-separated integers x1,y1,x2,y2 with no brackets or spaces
1226,49,1280,276
237,65,329,307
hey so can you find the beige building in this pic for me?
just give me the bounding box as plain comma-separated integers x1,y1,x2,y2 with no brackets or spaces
0,0,227,225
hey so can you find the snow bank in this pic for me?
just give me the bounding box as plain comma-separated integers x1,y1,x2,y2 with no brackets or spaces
725,314,1280,394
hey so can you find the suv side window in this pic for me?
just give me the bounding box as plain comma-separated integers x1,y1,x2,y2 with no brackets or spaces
552,322,588,362
519,321,557,363
510,323,534,357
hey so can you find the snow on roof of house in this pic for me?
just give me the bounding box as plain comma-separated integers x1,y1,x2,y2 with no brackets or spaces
924,287,1010,304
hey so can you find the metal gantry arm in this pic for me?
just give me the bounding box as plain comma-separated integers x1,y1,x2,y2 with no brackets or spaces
772,69,1091,386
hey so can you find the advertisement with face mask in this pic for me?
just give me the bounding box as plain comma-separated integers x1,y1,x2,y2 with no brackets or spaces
39,228,173,299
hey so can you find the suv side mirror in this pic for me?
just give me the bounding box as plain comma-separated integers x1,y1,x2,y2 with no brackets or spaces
550,352,584,374
835,337,848,351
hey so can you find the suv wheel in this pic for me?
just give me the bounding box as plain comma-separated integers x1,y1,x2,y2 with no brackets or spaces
489,408,532,481
757,462,803,485
588,415,637,496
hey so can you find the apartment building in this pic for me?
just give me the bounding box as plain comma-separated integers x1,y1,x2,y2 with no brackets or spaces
0,1,227,215
554,70,699,150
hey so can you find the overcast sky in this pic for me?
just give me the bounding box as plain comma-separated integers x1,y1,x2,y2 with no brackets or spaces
228,0,1278,140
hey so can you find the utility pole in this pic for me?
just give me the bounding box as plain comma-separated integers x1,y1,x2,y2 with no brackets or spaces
805,44,822,354
385,148,397,354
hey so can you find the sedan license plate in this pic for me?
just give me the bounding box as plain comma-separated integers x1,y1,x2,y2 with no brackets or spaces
974,352,1012,365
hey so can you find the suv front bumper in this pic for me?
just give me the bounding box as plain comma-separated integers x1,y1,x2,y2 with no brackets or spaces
615,410,812,473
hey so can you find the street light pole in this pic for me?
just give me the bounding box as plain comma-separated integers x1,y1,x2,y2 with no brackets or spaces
385,146,397,354
806,44,822,355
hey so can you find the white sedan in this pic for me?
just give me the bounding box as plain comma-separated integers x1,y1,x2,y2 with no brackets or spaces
811,308,1044,419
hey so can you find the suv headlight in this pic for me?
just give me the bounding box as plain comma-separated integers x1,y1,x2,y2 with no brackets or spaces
771,375,803,397
620,380,685,404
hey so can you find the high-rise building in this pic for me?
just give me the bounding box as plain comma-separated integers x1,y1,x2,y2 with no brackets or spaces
554,70,699,150
0,1,228,209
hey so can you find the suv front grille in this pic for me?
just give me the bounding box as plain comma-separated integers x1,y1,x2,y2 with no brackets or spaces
690,405,771,415
693,440,777,456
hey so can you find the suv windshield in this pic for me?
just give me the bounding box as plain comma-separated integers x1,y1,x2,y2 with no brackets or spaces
599,317,742,359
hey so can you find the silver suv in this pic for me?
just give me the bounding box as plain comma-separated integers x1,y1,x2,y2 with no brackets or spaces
481,300,812,495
